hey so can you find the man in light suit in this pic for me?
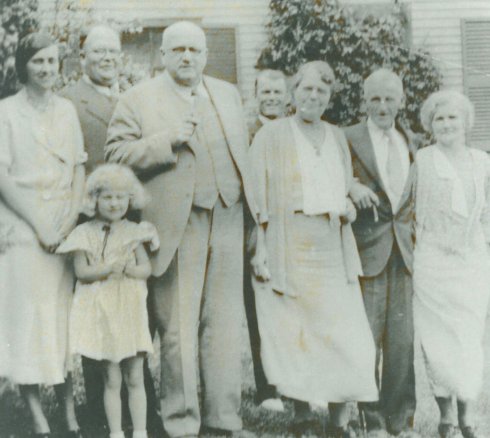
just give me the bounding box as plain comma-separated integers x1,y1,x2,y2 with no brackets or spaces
105,21,255,438
344,69,418,438
62,26,163,437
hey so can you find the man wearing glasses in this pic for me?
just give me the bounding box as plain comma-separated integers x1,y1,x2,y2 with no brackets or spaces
106,21,255,438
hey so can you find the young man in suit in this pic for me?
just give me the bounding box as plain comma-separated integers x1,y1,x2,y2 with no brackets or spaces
344,69,418,438
62,26,163,438
248,69,289,141
106,21,256,438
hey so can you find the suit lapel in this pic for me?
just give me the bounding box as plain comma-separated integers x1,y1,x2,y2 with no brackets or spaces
203,76,245,160
79,80,116,126
351,122,389,195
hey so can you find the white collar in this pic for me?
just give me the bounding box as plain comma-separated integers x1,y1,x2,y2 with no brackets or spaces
162,70,207,102
367,117,396,138
83,74,119,98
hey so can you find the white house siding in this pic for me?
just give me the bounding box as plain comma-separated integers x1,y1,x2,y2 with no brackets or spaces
39,0,271,117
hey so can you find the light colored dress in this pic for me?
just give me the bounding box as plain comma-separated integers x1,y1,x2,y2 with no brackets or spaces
0,89,86,385
414,145,490,400
250,117,378,405
57,219,158,363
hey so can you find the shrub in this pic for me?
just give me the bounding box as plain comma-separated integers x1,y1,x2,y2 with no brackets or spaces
257,0,443,134
0,0,150,98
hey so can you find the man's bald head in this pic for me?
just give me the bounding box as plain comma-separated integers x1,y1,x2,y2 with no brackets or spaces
161,21,206,50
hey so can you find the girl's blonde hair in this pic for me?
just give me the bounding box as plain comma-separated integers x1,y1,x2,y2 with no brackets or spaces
83,163,148,217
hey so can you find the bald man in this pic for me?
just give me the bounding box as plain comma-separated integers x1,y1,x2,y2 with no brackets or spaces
62,25,122,173
344,69,418,437
106,21,256,438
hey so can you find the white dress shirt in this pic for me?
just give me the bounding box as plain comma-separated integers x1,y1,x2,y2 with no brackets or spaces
83,74,119,98
367,118,410,211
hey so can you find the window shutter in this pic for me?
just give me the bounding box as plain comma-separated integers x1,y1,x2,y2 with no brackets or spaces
461,19,490,151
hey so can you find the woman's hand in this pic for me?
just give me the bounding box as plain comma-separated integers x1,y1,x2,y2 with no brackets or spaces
251,245,271,282
340,198,357,225
35,221,63,253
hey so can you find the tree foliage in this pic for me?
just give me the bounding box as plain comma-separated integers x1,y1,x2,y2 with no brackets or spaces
0,0,38,98
0,0,149,98
257,0,443,133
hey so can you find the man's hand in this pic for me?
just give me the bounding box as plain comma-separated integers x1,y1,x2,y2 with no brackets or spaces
171,113,199,149
349,182,379,210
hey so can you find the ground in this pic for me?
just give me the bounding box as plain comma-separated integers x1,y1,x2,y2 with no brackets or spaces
1,314,490,438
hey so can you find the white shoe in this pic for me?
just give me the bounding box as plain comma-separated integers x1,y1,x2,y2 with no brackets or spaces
259,398,285,412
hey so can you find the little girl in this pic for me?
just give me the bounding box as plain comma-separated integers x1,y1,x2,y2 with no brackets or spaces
57,164,159,438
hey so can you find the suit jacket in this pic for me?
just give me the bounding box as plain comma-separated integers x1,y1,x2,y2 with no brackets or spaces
343,121,416,277
247,116,263,143
62,79,118,172
105,73,256,277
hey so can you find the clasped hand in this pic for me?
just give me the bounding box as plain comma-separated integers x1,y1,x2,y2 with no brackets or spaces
171,112,199,148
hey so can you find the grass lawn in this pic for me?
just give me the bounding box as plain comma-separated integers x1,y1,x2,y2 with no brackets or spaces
1,314,490,438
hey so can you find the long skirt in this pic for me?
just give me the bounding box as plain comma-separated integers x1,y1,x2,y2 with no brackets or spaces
254,213,378,405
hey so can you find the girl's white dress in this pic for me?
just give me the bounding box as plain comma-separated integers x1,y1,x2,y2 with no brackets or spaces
414,145,490,400
57,219,158,362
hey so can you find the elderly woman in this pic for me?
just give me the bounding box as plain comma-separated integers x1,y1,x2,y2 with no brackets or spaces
250,61,377,437
414,90,490,438
0,32,85,436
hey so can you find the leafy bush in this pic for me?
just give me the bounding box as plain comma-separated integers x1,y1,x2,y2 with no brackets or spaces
257,0,442,133
0,0,150,98
0,0,38,98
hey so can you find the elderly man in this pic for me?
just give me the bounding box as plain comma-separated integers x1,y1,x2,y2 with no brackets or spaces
62,26,162,437
248,69,289,140
105,21,255,438
62,25,121,172
344,69,417,438
244,68,288,413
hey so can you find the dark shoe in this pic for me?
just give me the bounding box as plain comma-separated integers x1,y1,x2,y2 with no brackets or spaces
460,426,480,438
32,434,51,438
438,423,456,438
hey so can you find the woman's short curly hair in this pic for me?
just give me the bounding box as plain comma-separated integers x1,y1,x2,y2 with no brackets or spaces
83,163,148,217
292,60,336,92
15,31,57,84
420,89,475,134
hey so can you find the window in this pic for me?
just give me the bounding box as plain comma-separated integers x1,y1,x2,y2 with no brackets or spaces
461,19,490,151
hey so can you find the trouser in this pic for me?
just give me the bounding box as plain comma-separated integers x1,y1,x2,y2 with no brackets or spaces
243,210,276,403
150,200,244,438
358,243,416,435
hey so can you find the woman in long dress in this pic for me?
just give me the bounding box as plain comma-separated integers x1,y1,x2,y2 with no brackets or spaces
250,61,378,437
414,90,490,438
0,32,86,436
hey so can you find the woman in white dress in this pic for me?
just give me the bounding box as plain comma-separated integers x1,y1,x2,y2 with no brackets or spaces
250,61,378,437
0,32,86,436
414,90,490,438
